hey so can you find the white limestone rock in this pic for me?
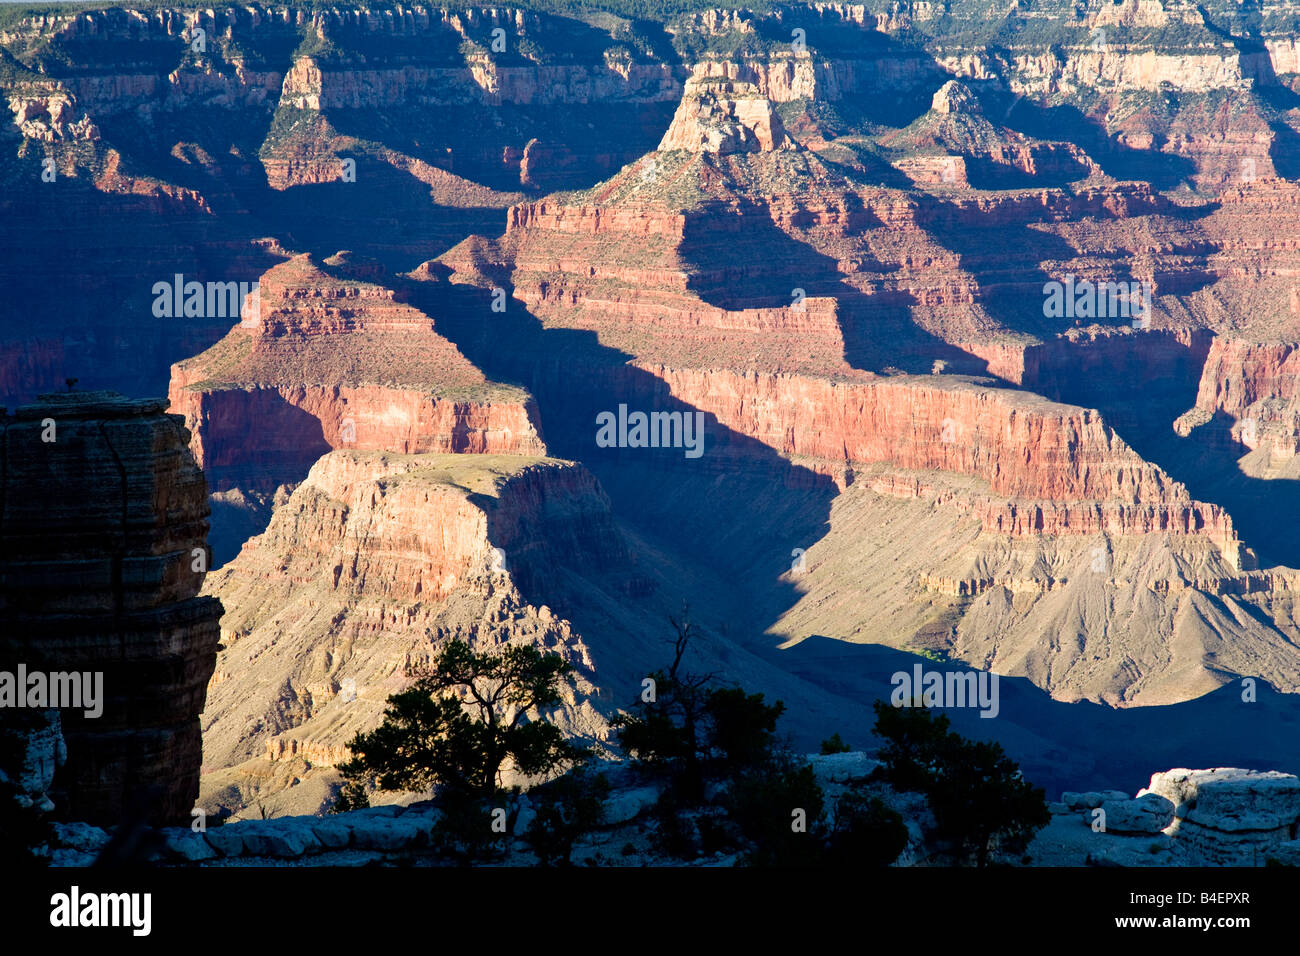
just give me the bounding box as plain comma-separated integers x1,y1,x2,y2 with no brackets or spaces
348,815,427,851
1143,768,1300,831
1095,793,1175,835
1141,769,1300,865
809,752,880,784
309,817,354,849
203,825,248,857
161,830,218,862
602,786,661,826
931,80,982,116
657,78,793,154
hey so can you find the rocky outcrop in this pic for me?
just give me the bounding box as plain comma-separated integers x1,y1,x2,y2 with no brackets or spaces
6,87,99,142
1144,769,1300,865
767,466,1300,707
280,52,680,111
657,78,793,154
641,366,1239,548
198,450,634,816
0,391,222,826
5,1,1300,194
168,254,545,490
1035,767,1300,865
38,756,1300,867
1191,338,1300,458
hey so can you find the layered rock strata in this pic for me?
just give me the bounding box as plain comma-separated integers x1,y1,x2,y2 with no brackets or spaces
168,254,545,491
461,78,1243,555
0,391,222,826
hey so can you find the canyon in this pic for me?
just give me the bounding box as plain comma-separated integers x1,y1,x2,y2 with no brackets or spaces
5,1,1300,835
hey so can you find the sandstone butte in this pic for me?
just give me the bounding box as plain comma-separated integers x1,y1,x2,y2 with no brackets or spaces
167,252,546,491
0,391,221,826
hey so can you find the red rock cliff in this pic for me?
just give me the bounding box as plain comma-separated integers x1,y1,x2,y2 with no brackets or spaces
168,254,545,490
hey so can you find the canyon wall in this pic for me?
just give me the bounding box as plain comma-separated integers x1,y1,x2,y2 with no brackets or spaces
0,391,221,826
5,1,1299,193
634,365,1240,554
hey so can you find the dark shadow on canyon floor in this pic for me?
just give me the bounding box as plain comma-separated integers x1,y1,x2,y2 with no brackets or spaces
781,637,1300,798
677,200,995,374
404,267,843,637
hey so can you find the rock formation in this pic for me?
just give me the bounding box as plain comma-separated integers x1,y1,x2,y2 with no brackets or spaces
1144,768,1300,865
401,66,1300,710
0,390,222,826
657,78,793,154
197,449,637,816
168,254,546,492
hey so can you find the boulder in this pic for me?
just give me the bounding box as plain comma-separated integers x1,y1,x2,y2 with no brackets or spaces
310,817,354,850
1096,793,1175,834
52,820,111,852
203,825,248,857
602,786,661,826
1142,769,1300,865
349,816,427,851
236,820,322,858
809,752,880,784
160,829,218,862
50,848,98,867
1062,790,1129,810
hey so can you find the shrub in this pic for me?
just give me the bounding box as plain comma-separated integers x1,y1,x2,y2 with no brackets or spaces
613,613,784,802
430,788,507,864
725,752,826,867
824,791,909,867
819,732,851,755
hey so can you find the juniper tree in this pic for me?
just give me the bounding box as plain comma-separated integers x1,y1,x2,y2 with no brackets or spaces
613,612,784,802
871,700,1049,866
335,639,586,811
